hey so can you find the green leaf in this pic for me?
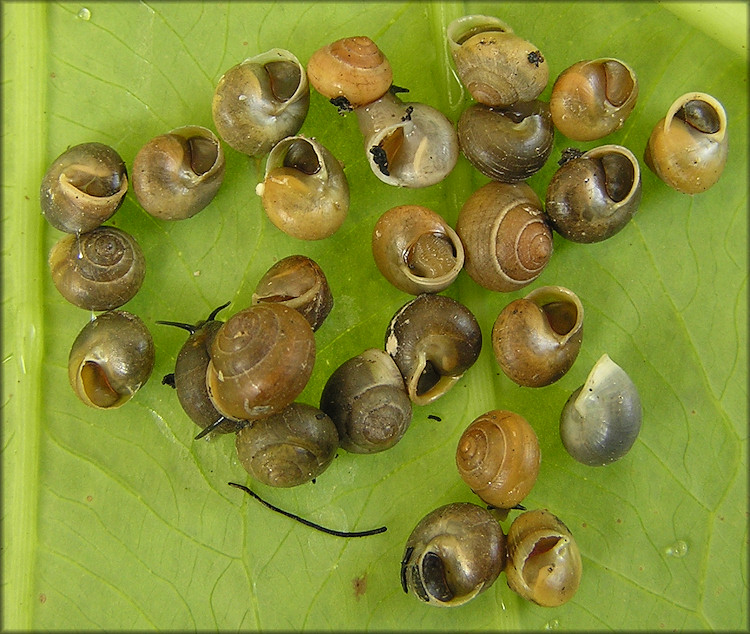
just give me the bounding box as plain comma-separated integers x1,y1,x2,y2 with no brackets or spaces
3,1,747,630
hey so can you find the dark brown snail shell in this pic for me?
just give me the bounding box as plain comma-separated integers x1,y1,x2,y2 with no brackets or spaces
206,303,316,422
401,502,507,606
492,285,583,387
49,225,146,311
132,125,225,220
319,348,412,454
545,144,642,243
251,255,333,331
40,142,128,234
158,304,244,437
385,294,482,405
68,310,154,409
235,403,339,487
457,99,554,183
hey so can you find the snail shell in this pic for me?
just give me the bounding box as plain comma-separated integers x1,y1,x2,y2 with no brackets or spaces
49,225,146,311
644,92,728,194
158,304,244,437
455,181,553,292
212,48,310,157
545,144,642,243
456,410,541,509
371,205,464,295
447,14,548,107
505,509,582,607
251,255,333,331
255,135,349,240
355,91,459,188
560,354,642,466
550,58,639,141
40,142,128,234
457,100,554,183
132,125,225,220
68,310,154,409
492,285,583,387
306,36,393,109
401,502,506,607
235,403,339,487
319,348,412,454
385,294,482,405
206,303,315,421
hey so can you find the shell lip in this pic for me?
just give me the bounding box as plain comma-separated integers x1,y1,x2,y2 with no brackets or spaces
582,143,642,205
399,227,465,291
663,91,727,141
242,48,309,104
522,285,584,344
263,135,329,182
446,14,513,51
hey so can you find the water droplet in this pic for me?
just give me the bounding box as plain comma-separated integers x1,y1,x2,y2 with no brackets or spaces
544,619,560,630
665,539,688,558
77,7,91,20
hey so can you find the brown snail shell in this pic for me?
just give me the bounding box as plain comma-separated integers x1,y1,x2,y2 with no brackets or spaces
306,36,393,109
255,135,349,240
505,509,582,607
235,403,339,487
447,14,548,107
644,91,728,194
371,205,464,295
550,58,639,141
49,225,146,311
355,91,459,188
456,410,541,509
319,348,412,454
157,304,243,437
457,100,554,183
132,125,225,220
212,48,310,157
68,310,154,409
545,144,642,243
206,303,315,421
492,285,583,387
455,181,553,292
40,142,128,234
401,502,506,607
385,294,482,405
251,255,333,331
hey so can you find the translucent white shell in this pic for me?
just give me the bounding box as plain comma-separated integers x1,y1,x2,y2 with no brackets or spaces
560,353,642,466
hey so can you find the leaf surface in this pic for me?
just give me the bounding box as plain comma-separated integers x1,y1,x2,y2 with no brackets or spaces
2,1,747,630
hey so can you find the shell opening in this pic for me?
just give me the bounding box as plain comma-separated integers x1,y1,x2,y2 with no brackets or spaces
80,360,122,408
187,135,219,175
63,165,123,198
599,152,635,202
265,60,302,102
602,60,635,107
282,139,322,175
522,536,564,585
675,99,721,134
542,301,579,336
421,552,454,603
405,232,458,278
375,127,405,175
416,361,441,396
